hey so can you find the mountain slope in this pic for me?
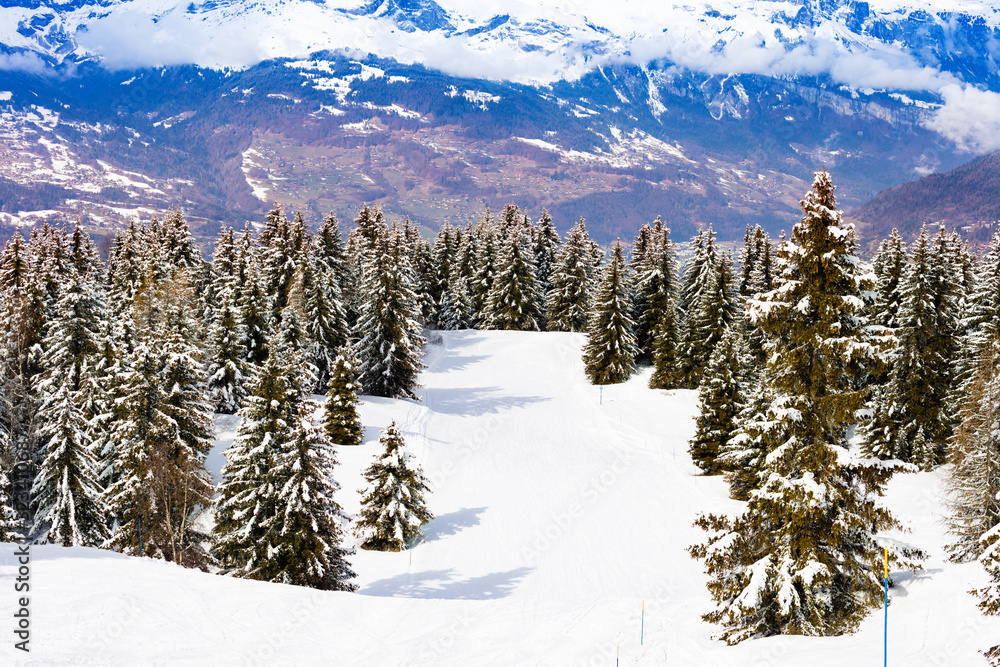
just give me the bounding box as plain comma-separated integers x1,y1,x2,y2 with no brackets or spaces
1,330,997,665
0,55,967,246
852,150,1000,244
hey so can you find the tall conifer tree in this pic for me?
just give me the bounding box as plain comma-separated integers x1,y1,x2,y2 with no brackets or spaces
691,170,915,643
582,241,637,385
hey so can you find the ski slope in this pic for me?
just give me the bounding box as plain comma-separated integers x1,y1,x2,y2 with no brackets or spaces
1,330,997,665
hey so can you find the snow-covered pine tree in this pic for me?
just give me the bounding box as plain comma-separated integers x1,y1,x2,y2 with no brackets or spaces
316,213,350,288
870,229,907,330
677,226,718,321
532,209,561,317
582,241,637,385
105,334,214,568
0,464,21,541
691,169,913,643
213,344,298,577
355,224,425,400
324,346,364,448
261,206,297,321
355,421,433,551
945,339,1000,562
547,217,600,332
268,397,358,590
680,250,740,387
976,524,1000,664
430,219,457,325
104,343,174,556
861,226,960,463
30,382,108,546
689,327,746,475
402,218,436,327
287,254,348,393
633,217,679,361
484,227,541,331
439,271,474,330
205,282,251,414
470,212,498,325
237,237,272,368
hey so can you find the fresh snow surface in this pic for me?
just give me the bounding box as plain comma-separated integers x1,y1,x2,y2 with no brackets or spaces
2,330,998,665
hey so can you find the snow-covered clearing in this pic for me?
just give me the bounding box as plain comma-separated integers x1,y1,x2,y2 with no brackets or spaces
1,330,997,665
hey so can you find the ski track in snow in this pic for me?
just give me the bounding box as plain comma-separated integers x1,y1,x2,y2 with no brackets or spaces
1,330,998,665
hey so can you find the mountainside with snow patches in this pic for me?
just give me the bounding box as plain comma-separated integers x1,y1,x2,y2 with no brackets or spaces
0,1,998,245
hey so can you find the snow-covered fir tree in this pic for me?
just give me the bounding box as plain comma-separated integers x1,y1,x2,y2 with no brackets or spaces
355,421,433,551
689,327,746,475
582,241,637,385
269,396,358,590
470,213,499,324
484,228,541,331
946,339,1000,563
324,346,364,448
439,271,474,330
547,217,600,332
862,226,960,463
632,217,679,361
690,170,915,643
288,254,348,392
30,382,108,546
205,229,252,413
214,344,297,577
532,209,561,317
976,523,1000,664
354,225,425,400
677,226,718,321
870,228,907,330
680,250,740,387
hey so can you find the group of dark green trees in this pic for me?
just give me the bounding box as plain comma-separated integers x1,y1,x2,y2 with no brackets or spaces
0,205,436,590
650,171,999,658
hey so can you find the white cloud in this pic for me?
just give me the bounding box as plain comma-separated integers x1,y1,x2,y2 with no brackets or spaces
925,84,1000,153
75,6,265,70
0,52,47,73
16,0,1000,153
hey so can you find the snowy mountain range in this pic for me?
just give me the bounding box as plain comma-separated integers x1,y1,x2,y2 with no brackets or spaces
1,1,999,245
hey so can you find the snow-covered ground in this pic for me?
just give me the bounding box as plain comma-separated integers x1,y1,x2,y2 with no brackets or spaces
1,330,997,665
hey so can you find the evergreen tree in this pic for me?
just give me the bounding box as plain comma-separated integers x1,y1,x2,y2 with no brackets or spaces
354,225,425,400
214,346,298,577
288,257,349,392
862,226,960,463
870,229,907,330
205,285,251,414
582,241,637,385
469,214,498,324
430,219,457,325
532,209,561,314
237,242,272,368
30,382,108,546
680,250,740,387
484,229,541,331
975,524,1000,664
648,307,682,390
0,464,21,541
633,218,679,360
439,272,474,331
268,397,357,590
547,218,599,332
677,226,718,321
105,339,213,568
691,170,915,643
946,339,1000,563
689,327,746,475
324,346,364,448
355,421,433,551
